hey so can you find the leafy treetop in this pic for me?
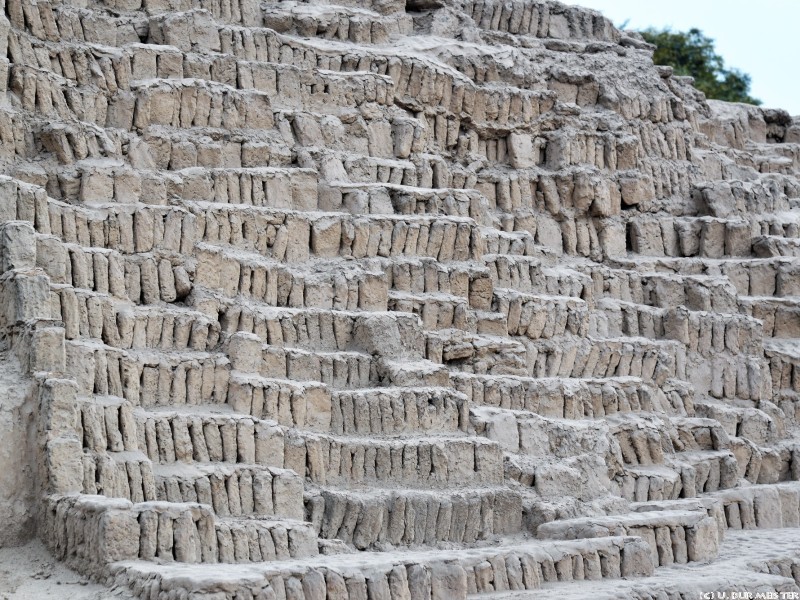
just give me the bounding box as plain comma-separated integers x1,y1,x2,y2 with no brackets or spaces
640,27,762,105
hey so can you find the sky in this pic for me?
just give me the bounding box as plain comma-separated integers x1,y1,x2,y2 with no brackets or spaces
569,0,800,115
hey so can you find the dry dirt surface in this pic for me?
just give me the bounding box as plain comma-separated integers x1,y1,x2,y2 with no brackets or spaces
0,541,133,600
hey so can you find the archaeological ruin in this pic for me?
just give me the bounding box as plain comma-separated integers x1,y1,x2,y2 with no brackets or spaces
1,0,800,596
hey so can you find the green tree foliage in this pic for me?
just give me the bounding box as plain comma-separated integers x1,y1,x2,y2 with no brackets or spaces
640,27,762,105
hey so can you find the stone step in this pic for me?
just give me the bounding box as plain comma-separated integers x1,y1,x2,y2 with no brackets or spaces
230,325,382,409
56,300,219,351
138,166,318,210
147,0,260,26
46,197,198,253
747,150,800,175
225,372,332,429
389,290,507,336
324,152,419,188
613,464,684,503
750,213,800,238
89,336,227,403
694,177,797,218
43,242,192,306
195,243,388,311
296,431,505,487
609,414,730,464
42,495,211,569
0,108,27,164
125,78,273,131
537,508,722,567
764,338,800,396
261,2,412,44
480,227,544,258
8,28,241,106
213,301,424,356
376,358,451,387
426,329,529,376
609,254,800,299
105,534,654,599
383,256,490,302
629,496,727,534
218,33,398,112
777,387,800,426
429,329,686,382
287,0,404,16
508,451,619,506
133,404,285,470
327,180,492,224
79,449,157,504
131,403,504,487
694,399,782,446
131,126,293,171
471,165,623,220
8,63,107,127
695,355,768,403
485,254,591,299
539,266,593,298
492,288,589,339
333,151,459,193
518,335,685,382
11,58,276,136
35,118,123,166
611,447,742,502
47,493,319,567
152,462,304,520
590,298,763,359
77,394,139,454
740,295,800,338
579,262,739,313
753,235,800,258
305,486,521,550
214,516,320,562
472,406,615,458
707,481,800,530
628,214,754,259
528,123,644,173
8,31,137,90
259,345,376,390
199,248,493,311
225,27,553,128
388,290,473,332
330,386,469,436
14,21,398,116
448,0,618,42
30,186,483,264
0,176,79,237
487,528,800,599
40,126,290,178
452,373,693,419
667,450,741,494
187,201,484,262
771,437,800,482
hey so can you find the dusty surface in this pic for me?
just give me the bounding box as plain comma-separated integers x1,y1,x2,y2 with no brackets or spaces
0,541,133,600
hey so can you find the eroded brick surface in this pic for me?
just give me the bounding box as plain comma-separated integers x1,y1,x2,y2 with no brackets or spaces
2,0,800,597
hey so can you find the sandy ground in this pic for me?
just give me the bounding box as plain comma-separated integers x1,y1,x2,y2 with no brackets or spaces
0,540,133,600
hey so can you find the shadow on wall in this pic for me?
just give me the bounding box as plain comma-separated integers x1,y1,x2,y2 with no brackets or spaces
0,352,37,547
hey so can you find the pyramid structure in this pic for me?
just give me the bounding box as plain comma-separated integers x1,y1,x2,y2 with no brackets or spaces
1,0,800,597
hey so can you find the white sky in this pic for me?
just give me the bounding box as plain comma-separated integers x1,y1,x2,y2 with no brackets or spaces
570,0,800,115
